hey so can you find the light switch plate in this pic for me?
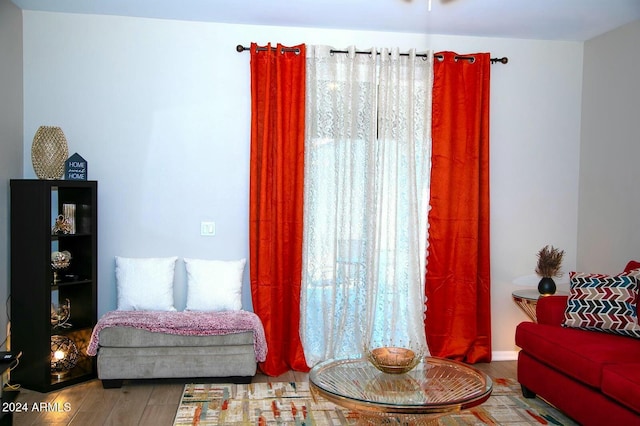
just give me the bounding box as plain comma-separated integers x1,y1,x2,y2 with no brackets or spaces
200,221,216,236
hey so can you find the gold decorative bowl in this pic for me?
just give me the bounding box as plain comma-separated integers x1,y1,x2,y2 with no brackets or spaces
367,347,420,374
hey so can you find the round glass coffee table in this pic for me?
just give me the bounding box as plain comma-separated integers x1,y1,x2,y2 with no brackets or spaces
309,356,492,424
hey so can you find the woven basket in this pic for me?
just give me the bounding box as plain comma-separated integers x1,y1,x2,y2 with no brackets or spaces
31,126,69,179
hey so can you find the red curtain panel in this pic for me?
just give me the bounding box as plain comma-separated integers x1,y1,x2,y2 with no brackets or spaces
249,43,309,375
425,51,492,363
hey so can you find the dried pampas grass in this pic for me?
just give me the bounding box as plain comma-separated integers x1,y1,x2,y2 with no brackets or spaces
535,245,564,278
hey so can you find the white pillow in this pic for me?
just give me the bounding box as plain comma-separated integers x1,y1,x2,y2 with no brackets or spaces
184,258,246,311
115,256,178,311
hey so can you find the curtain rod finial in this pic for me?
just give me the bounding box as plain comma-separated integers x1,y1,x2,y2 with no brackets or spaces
236,44,246,53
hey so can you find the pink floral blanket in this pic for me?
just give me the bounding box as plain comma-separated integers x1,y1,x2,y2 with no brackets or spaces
87,310,267,362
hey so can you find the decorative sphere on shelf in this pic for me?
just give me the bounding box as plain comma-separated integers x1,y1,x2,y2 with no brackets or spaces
51,250,72,269
50,335,79,377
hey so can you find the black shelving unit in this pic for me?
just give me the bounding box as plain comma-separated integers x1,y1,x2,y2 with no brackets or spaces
10,180,97,392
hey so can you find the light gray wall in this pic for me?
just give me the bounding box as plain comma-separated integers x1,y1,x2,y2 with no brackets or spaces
21,11,585,358
577,20,640,273
0,0,24,349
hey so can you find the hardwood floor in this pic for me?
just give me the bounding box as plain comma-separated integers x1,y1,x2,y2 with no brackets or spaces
10,361,516,425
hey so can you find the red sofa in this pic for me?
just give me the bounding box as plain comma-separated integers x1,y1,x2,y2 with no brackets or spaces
516,294,640,425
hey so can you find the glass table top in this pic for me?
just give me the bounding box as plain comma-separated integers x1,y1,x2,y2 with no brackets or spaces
309,357,493,415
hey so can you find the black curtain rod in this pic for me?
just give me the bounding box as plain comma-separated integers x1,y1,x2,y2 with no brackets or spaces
236,44,508,64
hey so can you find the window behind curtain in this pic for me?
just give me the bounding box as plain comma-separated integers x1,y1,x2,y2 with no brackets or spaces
300,46,433,365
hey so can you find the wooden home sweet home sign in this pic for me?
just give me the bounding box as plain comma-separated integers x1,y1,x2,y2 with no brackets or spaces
65,153,88,181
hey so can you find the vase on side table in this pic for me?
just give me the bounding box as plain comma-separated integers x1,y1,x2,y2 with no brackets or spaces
537,277,556,295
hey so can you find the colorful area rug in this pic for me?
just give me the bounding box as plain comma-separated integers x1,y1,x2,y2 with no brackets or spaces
173,378,578,425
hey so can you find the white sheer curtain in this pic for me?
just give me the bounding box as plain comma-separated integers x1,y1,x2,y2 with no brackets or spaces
300,45,433,365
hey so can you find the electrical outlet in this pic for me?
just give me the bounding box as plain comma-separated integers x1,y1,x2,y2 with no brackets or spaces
200,221,216,236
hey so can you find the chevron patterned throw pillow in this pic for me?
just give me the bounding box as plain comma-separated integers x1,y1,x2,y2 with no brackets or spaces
562,270,640,338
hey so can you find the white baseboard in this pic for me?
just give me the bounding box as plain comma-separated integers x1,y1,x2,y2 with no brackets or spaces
491,350,518,361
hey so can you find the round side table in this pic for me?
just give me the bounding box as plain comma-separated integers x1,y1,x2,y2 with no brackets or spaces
511,289,567,323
